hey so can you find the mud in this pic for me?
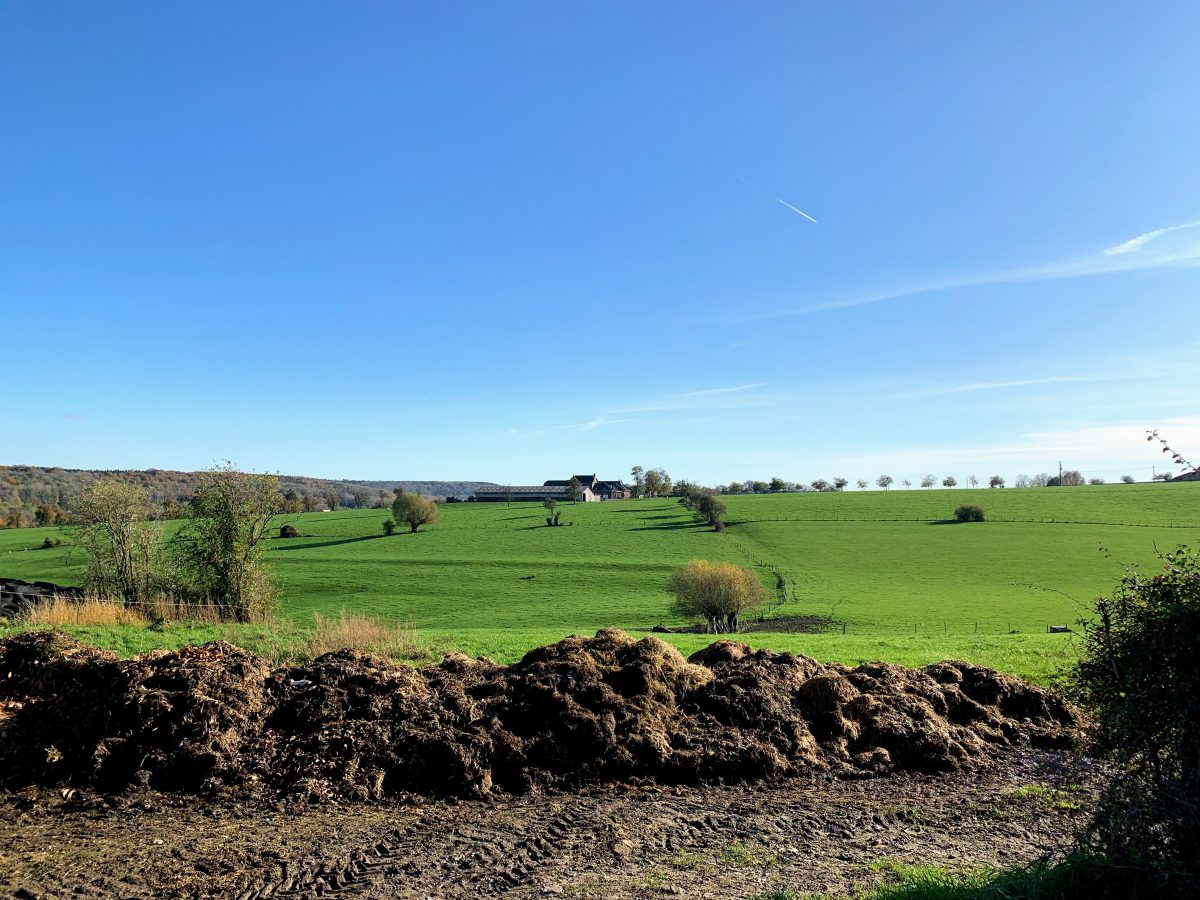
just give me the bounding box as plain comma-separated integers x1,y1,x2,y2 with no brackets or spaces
0,752,1096,899
0,629,1080,802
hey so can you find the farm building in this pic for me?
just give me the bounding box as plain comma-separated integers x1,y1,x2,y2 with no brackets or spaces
544,475,633,501
472,474,633,502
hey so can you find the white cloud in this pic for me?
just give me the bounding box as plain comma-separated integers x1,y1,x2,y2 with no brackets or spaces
737,221,1200,322
1104,221,1200,255
834,416,1200,477
683,382,768,397
911,374,1112,397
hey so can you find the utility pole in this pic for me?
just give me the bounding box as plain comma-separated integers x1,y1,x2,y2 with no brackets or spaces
1058,460,1063,486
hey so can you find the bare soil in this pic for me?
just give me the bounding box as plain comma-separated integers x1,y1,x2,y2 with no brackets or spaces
0,751,1095,899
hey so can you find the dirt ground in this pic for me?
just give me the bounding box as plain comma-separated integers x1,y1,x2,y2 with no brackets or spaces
0,751,1095,900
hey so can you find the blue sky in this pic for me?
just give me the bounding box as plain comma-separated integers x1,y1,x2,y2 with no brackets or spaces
2,2,1198,485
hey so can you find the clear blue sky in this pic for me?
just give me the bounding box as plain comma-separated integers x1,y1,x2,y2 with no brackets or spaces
3,2,1198,485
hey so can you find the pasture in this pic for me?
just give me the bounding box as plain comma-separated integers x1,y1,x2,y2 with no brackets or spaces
1,482,1196,683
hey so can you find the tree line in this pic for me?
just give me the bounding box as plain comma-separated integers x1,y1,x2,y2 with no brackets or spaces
0,464,484,529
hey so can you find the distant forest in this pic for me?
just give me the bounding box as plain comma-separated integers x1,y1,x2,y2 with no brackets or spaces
0,465,494,528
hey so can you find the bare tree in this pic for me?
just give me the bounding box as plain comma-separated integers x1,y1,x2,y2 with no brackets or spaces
71,481,163,604
856,479,868,490
921,475,935,489
967,475,979,488
902,479,912,489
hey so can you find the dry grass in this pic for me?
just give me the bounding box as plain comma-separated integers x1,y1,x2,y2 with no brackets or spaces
305,611,435,663
25,596,150,627
23,594,226,627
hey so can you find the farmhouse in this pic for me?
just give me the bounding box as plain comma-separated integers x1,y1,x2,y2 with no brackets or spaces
472,474,632,502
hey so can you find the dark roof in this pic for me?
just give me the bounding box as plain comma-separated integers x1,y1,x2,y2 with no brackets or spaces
595,480,629,492
474,485,567,495
544,475,598,488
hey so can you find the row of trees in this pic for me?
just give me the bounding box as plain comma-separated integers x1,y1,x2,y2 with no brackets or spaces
713,471,1152,494
676,483,727,531
629,466,673,498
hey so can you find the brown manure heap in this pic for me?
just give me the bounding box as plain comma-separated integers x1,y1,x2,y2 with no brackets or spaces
0,629,1079,802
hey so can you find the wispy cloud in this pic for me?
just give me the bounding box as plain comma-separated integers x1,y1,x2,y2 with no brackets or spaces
912,374,1108,396
737,220,1200,322
683,382,768,397
1104,221,1200,255
776,198,817,223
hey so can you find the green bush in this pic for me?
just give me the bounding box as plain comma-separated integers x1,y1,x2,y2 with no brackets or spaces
953,504,986,522
1069,545,1200,869
279,524,300,539
383,519,397,536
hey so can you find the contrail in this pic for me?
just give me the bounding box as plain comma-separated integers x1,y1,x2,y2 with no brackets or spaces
776,198,817,223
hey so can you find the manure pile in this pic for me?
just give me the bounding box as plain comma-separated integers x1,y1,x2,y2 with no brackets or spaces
0,629,1078,802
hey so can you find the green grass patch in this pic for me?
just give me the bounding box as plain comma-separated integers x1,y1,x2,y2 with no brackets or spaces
2,483,1196,682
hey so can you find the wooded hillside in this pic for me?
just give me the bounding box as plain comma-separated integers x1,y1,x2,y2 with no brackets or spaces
0,465,493,527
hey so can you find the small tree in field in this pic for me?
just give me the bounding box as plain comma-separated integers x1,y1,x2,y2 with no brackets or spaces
174,465,282,622
667,559,768,633
72,480,163,605
942,476,957,488
392,490,438,533
543,496,561,526
877,475,893,490
834,477,849,491
567,476,583,503
902,479,912,489
967,474,978,488
696,494,726,530
921,475,935,489
856,479,868,490
1121,474,1136,484
989,475,1005,488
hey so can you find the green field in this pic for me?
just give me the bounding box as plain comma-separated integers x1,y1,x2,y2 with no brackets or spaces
2,483,1197,683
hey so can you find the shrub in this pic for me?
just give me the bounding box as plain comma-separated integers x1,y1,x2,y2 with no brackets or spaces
39,537,65,549
172,465,281,622
953,504,985,522
1070,546,1200,869
667,559,767,633
279,524,300,538
383,519,397,536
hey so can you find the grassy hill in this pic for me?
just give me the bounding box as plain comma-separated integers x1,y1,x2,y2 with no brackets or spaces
2,482,1197,682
